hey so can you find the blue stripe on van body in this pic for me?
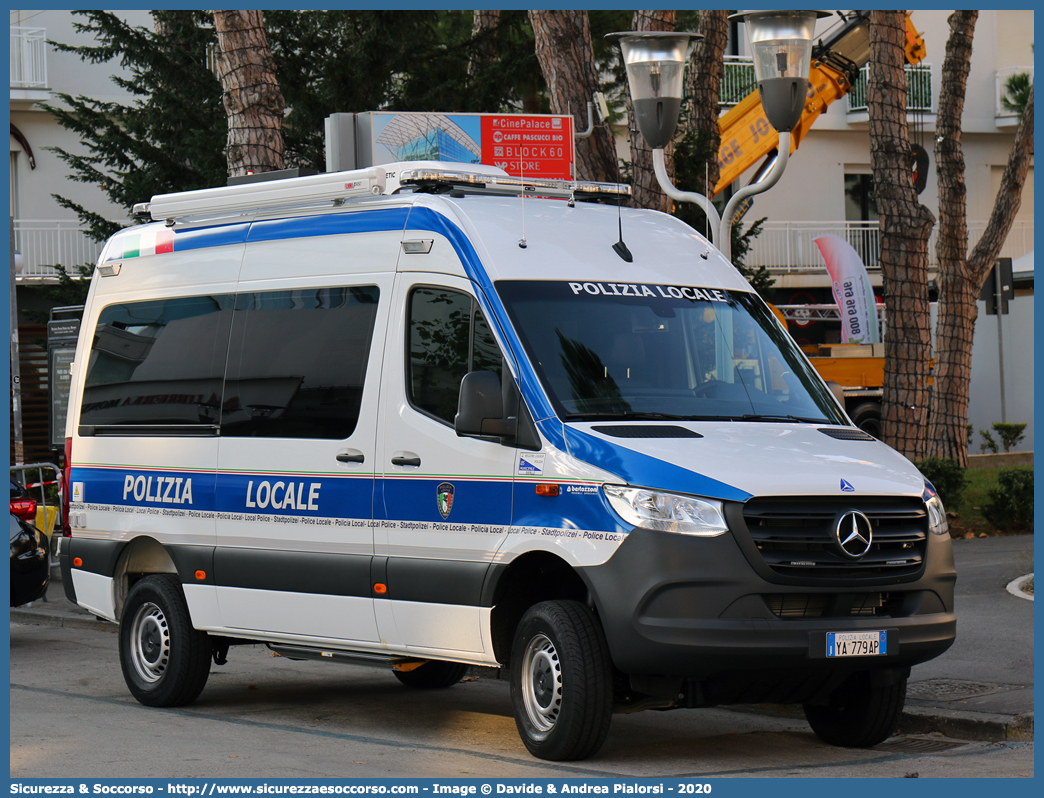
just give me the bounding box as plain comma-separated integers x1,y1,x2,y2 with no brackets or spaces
564,427,752,503
512,480,629,536
171,222,251,252
71,466,218,511
375,476,512,526
245,208,411,243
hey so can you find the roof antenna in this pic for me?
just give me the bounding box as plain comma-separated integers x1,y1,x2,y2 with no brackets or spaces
518,155,527,249
612,197,633,262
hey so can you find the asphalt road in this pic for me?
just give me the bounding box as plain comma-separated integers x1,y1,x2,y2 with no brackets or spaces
10,534,1033,780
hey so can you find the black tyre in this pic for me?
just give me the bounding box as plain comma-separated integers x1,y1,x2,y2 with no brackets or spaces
119,574,211,707
510,600,613,761
803,672,906,747
850,401,883,439
392,660,469,689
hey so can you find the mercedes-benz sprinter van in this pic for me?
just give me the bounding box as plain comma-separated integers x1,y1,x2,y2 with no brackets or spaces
59,162,955,761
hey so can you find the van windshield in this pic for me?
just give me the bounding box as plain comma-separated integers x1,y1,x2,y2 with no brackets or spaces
496,280,846,424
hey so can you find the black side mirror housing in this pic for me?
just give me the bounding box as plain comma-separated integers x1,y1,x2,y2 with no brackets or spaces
456,371,516,438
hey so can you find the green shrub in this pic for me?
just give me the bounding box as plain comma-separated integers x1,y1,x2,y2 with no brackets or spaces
915,457,969,511
982,467,1034,531
992,422,1027,453
978,428,999,454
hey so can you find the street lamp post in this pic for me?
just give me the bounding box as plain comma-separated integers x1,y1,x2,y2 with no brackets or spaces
605,31,720,242
609,10,826,262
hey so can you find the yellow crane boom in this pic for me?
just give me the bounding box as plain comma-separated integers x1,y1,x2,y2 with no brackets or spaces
712,11,925,198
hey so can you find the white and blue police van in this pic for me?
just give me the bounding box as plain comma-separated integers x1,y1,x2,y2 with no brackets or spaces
59,162,955,761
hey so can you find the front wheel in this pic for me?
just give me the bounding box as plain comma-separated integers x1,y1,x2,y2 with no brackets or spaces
119,574,211,707
803,672,906,747
510,600,613,761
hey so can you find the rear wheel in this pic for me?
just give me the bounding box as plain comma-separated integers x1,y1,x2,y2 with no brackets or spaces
119,574,211,707
392,660,469,689
803,672,906,747
510,600,613,761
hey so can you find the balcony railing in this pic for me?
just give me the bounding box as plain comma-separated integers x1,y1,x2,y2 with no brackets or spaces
10,27,48,89
720,56,757,106
847,63,933,113
744,220,1033,273
13,218,1033,280
996,66,1033,119
12,220,113,280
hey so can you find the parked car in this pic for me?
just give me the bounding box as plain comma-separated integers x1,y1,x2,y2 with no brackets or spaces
10,478,36,521
10,480,49,607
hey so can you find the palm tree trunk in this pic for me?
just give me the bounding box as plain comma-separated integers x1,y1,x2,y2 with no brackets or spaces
529,10,619,183
868,10,935,461
927,11,1034,466
686,9,728,192
213,10,285,177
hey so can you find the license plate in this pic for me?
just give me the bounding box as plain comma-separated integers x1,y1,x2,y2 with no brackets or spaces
827,631,887,657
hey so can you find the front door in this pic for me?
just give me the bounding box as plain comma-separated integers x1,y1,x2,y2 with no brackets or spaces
375,273,516,655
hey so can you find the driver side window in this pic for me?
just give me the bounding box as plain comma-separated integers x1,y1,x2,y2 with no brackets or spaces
407,287,503,425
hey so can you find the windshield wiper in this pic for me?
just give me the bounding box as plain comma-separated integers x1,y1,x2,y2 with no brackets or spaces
739,414,826,424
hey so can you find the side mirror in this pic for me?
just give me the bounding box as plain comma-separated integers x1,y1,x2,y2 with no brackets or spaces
455,371,516,439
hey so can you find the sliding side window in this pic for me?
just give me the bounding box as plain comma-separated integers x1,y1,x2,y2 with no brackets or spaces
220,286,380,439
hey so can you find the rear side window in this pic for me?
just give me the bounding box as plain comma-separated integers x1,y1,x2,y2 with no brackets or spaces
80,295,234,428
79,286,381,439
407,287,503,425
220,286,380,439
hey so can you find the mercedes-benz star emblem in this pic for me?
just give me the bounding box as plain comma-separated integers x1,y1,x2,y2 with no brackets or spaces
835,510,873,559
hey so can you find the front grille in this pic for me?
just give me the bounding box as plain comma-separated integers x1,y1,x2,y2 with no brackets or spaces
763,592,904,618
742,496,928,579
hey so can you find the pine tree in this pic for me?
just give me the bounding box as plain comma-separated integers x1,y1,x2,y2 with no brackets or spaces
45,11,226,243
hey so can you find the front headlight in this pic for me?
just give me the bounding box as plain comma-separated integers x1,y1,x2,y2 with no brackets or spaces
923,480,949,536
602,485,728,537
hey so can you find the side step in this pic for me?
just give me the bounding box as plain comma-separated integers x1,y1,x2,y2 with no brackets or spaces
267,643,426,672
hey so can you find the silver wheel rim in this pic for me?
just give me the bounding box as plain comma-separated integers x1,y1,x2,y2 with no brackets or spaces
521,632,562,737
130,601,170,684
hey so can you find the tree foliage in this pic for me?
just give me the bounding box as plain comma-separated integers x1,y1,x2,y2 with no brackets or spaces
44,11,226,242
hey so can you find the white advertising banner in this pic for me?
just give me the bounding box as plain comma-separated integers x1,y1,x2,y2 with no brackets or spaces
814,234,880,343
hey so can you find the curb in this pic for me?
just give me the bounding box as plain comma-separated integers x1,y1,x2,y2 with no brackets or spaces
1006,573,1034,601
899,705,1034,742
10,606,116,633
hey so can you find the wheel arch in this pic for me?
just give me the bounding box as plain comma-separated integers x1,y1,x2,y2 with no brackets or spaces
112,536,178,621
486,550,591,665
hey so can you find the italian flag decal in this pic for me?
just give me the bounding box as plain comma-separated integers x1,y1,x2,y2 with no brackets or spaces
116,227,174,259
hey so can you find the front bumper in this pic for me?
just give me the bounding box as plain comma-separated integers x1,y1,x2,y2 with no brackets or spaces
581,517,956,684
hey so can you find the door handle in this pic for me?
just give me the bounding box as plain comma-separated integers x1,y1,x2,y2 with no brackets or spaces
336,451,365,464
391,455,421,467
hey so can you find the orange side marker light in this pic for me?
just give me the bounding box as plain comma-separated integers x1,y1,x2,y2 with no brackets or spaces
195,570,207,581
72,557,82,567
373,583,388,594
535,484,560,497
